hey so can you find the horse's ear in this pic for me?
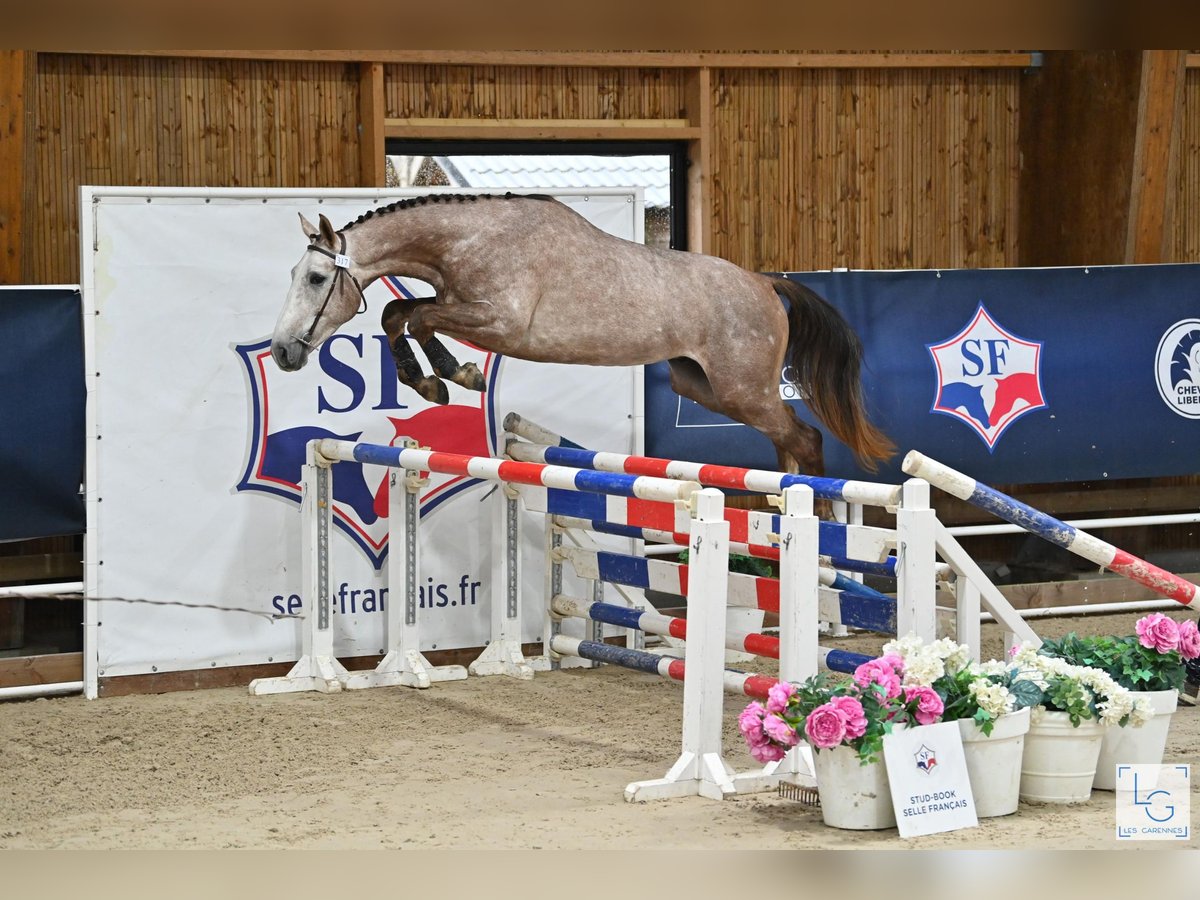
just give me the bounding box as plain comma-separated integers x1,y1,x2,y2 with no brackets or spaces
318,214,338,248
298,213,319,241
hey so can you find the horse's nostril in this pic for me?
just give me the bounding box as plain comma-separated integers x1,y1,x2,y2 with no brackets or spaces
271,342,298,371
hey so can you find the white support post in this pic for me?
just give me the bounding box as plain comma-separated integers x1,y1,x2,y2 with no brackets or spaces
954,574,983,663
823,499,851,637
626,488,737,802
343,450,468,690
544,517,564,668
470,486,550,679
731,484,819,794
933,521,1041,649
249,441,350,695
895,478,938,642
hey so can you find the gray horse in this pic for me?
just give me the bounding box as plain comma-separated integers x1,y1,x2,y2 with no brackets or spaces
271,192,892,476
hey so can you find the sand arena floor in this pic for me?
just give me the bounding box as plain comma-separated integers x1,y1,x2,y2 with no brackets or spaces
1,612,1197,850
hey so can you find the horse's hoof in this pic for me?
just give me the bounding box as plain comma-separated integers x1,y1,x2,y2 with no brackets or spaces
417,377,450,405
452,363,487,392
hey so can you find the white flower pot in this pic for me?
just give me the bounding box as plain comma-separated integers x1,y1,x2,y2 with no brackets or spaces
1019,710,1106,804
811,743,896,830
1093,689,1179,791
958,706,1030,818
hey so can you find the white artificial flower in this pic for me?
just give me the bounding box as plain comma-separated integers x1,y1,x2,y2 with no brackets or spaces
975,660,1009,677
882,634,924,660
902,651,945,686
969,680,1014,718
1129,697,1153,728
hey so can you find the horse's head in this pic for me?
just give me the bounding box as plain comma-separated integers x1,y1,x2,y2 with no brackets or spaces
271,212,364,372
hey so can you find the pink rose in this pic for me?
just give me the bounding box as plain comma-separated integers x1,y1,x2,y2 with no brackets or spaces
853,658,902,699
1136,613,1181,654
738,702,767,747
763,714,800,747
827,695,867,739
765,680,796,715
904,685,945,726
803,703,848,749
879,653,906,674
1177,619,1200,661
749,741,788,763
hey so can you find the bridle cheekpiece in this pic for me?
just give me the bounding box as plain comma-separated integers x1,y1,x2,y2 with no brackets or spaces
297,231,367,349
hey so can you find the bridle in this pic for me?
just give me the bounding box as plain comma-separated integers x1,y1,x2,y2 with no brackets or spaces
296,231,367,349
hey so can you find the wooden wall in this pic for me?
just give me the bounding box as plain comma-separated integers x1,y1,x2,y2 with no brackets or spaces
709,67,1019,270
24,54,362,284
1173,67,1200,261
11,53,1037,285
12,51,1200,285
384,64,691,119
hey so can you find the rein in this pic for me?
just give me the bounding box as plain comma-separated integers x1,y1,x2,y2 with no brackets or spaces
297,232,367,349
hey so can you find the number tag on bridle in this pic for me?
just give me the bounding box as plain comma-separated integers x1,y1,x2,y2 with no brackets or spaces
334,254,352,269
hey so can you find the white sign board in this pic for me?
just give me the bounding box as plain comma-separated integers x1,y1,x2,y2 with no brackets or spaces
883,721,978,838
81,187,644,692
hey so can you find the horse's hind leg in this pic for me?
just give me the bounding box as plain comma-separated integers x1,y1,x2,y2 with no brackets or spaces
668,357,824,476
381,299,450,405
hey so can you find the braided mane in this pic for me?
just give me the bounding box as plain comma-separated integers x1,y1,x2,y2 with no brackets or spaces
341,191,555,232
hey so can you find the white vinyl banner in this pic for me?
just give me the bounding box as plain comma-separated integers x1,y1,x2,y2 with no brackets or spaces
82,188,643,685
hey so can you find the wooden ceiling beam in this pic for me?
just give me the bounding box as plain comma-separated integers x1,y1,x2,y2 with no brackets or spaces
72,50,1038,69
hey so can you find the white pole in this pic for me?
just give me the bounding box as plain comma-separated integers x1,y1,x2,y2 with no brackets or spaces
0,682,84,701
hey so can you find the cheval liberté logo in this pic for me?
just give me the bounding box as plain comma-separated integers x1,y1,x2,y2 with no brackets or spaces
235,277,499,569
927,304,1047,450
1155,319,1200,419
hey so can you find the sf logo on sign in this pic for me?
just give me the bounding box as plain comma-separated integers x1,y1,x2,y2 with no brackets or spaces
1114,764,1191,841
927,303,1046,450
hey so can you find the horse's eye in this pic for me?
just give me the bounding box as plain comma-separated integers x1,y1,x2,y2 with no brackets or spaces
308,272,327,286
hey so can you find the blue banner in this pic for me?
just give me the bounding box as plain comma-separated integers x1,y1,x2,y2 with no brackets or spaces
0,288,85,540
646,264,1200,484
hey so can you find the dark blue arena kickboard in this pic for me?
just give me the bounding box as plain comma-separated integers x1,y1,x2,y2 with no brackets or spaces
645,264,1200,485
0,288,86,540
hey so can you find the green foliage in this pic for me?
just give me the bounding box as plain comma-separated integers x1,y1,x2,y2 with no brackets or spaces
1007,677,1045,710
676,550,774,578
1039,632,1185,693
1042,675,1097,726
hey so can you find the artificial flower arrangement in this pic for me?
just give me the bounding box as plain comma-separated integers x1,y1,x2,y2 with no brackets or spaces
738,652,946,766
738,631,1156,766
881,635,1043,735
1036,613,1200,695
1002,643,1153,728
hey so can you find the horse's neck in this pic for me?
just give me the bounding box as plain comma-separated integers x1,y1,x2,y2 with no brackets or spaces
344,210,470,286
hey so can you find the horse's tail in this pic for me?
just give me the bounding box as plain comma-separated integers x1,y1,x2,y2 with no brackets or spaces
772,277,895,471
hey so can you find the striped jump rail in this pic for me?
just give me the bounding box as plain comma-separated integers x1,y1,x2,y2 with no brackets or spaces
527,487,892,563
504,413,901,507
552,515,952,584
553,596,874,671
904,450,1198,607
313,439,701,504
549,635,869,698
552,515,899,605
556,546,897,634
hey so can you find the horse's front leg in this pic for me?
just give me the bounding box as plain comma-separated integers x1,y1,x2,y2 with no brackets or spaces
381,298,450,405
418,335,487,393
408,303,499,394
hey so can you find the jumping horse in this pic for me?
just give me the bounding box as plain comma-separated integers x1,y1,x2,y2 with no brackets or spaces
271,192,893,476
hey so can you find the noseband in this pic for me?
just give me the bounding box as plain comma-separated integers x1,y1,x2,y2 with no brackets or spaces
297,232,367,349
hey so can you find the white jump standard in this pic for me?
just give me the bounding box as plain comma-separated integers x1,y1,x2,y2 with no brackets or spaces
249,438,701,696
